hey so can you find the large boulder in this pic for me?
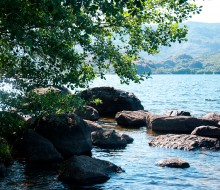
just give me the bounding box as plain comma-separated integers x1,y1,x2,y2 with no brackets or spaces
202,113,220,124
91,130,133,148
58,155,123,185
84,120,103,132
34,113,92,157
74,106,99,121
80,87,144,116
22,129,63,162
191,126,220,138
115,110,148,128
149,116,220,134
157,158,190,168
149,134,220,151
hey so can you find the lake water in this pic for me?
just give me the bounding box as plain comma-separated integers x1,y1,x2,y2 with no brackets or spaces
1,75,220,190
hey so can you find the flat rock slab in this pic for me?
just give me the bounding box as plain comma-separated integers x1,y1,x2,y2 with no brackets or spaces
191,126,220,138
59,155,123,185
157,158,190,168
149,116,220,134
149,134,220,151
115,110,148,128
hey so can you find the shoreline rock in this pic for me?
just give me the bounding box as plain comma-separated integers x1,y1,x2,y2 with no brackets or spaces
58,155,123,185
34,113,92,157
22,129,63,162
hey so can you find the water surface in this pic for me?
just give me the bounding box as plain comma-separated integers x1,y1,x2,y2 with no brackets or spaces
1,75,220,190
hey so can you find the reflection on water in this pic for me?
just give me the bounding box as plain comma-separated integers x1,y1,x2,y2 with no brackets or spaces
1,75,220,189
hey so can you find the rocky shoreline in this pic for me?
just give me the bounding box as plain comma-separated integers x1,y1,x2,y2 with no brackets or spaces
1,86,220,184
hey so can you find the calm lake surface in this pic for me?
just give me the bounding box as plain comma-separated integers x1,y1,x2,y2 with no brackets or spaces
1,75,220,190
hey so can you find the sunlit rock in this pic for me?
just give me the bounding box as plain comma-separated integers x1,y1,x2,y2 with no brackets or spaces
81,87,144,116
115,110,148,128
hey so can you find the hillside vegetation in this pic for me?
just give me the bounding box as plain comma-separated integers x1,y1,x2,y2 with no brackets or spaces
137,22,220,74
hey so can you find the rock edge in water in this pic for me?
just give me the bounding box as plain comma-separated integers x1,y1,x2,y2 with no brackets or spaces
149,134,220,151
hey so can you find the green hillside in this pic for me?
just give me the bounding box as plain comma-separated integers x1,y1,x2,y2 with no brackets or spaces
140,22,220,62
136,22,220,74
136,52,220,74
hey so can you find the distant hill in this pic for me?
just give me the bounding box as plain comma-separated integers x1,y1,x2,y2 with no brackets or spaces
140,22,220,62
136,22,220,74
136,52,220,74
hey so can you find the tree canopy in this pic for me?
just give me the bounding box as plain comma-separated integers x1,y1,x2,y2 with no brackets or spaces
0,0,201,114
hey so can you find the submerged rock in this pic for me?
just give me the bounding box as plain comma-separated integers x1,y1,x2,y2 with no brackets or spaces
191,126,220,138
115,110,148,128
35,113,92,157
157,158,190,168
22,129,63,162
91,130,133,148
58,155,123,185
80,87,144,116
149,134,220,151
149,116,220,134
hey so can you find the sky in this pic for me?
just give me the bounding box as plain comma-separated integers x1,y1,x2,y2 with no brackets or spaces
190,0,220,23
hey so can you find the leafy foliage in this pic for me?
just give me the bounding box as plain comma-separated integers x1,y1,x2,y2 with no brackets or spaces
0,0,200,114
0,0,200,88
1,87,86,117
0,111,27,143
136,52,220,74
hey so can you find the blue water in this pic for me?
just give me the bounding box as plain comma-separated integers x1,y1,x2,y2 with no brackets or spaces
89,74,220,117
1,75,220,190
